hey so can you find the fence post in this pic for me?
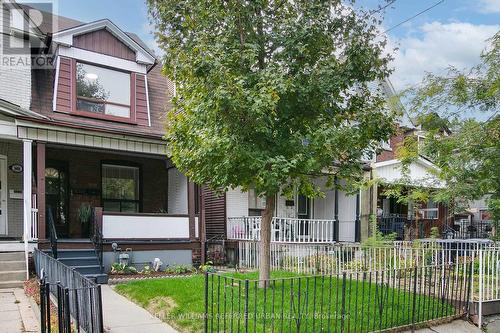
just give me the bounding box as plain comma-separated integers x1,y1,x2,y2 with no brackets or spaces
204,272,209,333
244,279,249,333
40,279,46,333
56,282,63,332
340,272,347,333
46,281,51,333
466,260,473,320
64,288,71,333
97,285,104,333
478,249,483,328
411,267,418,332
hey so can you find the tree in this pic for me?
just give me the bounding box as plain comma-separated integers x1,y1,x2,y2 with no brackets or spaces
148,0,396,285
401,33,499,239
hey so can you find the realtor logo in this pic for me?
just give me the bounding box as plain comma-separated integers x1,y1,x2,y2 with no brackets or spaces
0,0,56,68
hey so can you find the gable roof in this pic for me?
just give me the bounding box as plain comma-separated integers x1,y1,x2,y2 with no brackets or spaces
52,19,156,65
18,4,157,64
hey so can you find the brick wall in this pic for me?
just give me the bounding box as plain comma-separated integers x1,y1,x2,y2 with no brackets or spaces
0,141,24,238
376,132,404,162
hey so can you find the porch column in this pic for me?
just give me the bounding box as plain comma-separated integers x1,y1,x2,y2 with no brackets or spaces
200,186,206,264
36,142,46,240
187,180,196,240
22,139,32,280
355,191,361,242
334,176,339,242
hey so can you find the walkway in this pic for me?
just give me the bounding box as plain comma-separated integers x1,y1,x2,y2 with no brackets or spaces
0,288,39,333
101,285,178,333
404,319,481,333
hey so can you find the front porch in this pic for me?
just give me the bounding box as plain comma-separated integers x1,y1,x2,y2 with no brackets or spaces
28,141,200,274
36,144,198,242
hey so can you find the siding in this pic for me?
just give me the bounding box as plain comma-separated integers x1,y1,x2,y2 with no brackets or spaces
168,168,188,214
55,57,72,112
135,74,149,126
0,141,23,238
73,28,135,61
204,188,226,239
338,189,357,242
313,178,335,219
0,7,31,109
226,187,248,217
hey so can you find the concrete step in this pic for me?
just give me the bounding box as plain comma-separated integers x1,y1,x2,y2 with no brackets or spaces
58,257,99,267
0,270,26,281
0,280,24,289
56,249,96,258
85,273,108,284
0,251,24,261
72,265,102,275
0,261,25,272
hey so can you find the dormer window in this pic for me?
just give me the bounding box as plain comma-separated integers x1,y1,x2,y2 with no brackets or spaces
76,62,131,118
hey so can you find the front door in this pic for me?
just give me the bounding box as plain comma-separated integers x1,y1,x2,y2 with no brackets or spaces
297,194,311,236
0,156,7,235
45,162,69,238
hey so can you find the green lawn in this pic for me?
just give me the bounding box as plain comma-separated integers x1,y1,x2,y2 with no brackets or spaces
115,271,457,333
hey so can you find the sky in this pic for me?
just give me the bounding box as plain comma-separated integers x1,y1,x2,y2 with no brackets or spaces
24,0,500,92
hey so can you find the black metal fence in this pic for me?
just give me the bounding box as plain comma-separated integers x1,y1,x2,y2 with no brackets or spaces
34,249,104,333
204,262,472,332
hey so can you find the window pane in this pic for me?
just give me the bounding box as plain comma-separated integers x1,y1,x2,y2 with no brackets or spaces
298,195,308,215
102,164,139,200
105,104,130,118
103,201,120,212
76,98,105,114
76,62,130,117
121,202,139,213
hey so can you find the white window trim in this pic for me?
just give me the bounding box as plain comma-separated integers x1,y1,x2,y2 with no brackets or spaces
58,46,147,74
144,75,151,127
52,56,61,112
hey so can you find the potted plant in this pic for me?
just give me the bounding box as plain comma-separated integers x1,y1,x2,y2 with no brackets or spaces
78,203,93,237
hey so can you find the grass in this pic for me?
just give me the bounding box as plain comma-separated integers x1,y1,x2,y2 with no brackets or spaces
115,271,458,333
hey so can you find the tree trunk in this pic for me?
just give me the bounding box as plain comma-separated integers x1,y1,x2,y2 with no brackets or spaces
259,194,275,288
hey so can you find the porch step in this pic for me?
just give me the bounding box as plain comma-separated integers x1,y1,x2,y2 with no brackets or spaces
52,249,108,284
0,280,24,288
0,251,25,261
56,249,97,258
0,270,26,281
85,273,108,284
73,265,102,275
0,260,25,271
0,251,27,289
58,256,99,267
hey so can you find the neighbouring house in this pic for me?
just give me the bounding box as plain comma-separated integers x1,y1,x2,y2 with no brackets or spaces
0,2,205,285
453,197,495,239
371,99,451,240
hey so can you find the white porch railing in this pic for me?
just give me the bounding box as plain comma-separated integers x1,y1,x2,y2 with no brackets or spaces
30,193,38,241
228,216,342,243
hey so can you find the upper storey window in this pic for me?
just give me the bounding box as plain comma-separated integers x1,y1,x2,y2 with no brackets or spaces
76,62,131,118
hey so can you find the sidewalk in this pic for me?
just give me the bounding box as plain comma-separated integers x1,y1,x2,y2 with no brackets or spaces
0,288,39,333
404,319,481,333
101,285,178,333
